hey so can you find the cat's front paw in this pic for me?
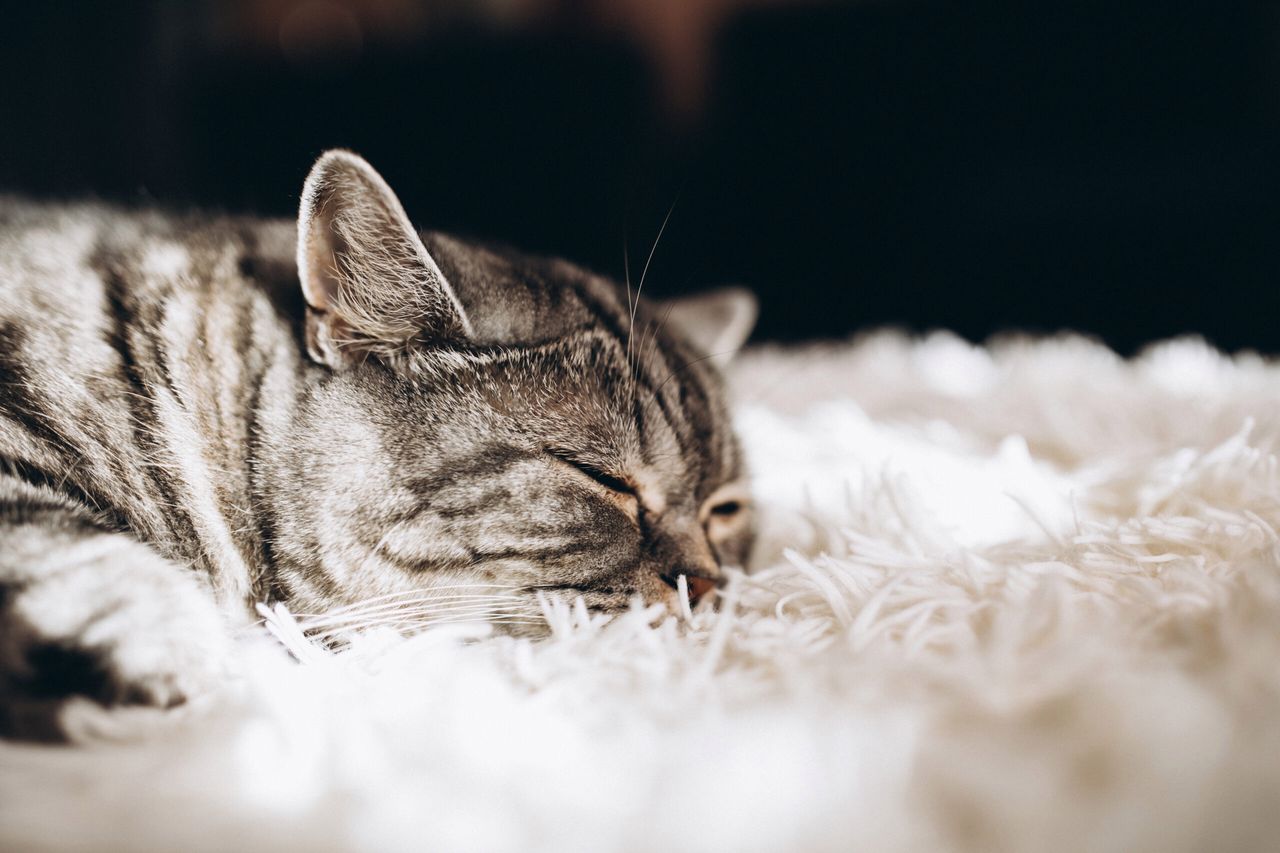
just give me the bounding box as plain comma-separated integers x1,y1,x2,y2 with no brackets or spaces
0,538,234,740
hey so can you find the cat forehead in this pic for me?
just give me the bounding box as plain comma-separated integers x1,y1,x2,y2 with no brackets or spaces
357,233,734,488
380,332,726,474
419,233,635,346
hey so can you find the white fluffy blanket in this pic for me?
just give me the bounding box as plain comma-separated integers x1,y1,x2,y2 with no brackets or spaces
4,332,1280,852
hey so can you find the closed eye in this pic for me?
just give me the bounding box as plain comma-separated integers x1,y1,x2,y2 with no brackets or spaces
709,500,742,516
549,451,634,496
700,483,752,525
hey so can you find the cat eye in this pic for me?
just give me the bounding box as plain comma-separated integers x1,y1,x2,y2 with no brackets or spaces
549,452,635,497
700,484,751,525
708,500,742,517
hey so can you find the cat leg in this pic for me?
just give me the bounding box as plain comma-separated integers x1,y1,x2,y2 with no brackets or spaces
0,476,232,739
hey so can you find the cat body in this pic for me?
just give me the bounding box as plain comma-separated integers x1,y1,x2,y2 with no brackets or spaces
0,152,755,736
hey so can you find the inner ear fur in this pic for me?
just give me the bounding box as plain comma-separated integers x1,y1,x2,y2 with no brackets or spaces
296,149,472,368
659,287,758,366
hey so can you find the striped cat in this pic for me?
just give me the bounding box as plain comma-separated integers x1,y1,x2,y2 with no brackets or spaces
0,151,756,738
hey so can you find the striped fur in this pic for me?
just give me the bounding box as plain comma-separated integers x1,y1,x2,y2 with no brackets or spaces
0,152,755,736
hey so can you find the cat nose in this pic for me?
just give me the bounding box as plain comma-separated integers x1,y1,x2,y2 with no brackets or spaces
659,568,721,606
654,519,721,605
661,557,722,605
685,574,719,604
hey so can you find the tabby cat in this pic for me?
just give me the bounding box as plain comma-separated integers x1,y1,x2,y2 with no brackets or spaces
0,151,756,737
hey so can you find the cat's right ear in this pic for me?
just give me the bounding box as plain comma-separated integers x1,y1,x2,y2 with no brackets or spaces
296,149,472,368
659,287,757,366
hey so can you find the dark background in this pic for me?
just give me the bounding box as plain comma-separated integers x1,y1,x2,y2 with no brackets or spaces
3,0,1279,353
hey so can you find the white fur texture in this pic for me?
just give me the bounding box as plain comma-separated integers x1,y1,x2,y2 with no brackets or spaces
4,331,1280,852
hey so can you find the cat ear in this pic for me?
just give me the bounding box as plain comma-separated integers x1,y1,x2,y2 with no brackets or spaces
297,149,472,368
660,287,757,366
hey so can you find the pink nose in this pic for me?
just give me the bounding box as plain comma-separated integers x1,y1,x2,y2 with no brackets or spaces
686,575,716,604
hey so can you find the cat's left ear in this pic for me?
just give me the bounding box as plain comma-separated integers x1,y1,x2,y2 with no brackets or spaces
296,149,472,368
659,287,757,366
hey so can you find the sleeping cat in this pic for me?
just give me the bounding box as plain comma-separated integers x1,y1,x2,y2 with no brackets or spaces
0,150,756,737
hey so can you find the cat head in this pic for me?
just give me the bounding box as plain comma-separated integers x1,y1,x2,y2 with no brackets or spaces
272,150,756,632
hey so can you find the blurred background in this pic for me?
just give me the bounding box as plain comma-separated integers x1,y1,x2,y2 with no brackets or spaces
3,0,1279,352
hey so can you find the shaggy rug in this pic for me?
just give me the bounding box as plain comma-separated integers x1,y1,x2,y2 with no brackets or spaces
3,332,1280,852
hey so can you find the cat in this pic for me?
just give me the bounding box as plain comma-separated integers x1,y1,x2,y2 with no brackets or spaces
0,150,757,738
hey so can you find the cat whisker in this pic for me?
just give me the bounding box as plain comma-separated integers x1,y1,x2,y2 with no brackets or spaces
299,599,530,628
623,237,634,374
642,351,722,418
407,616,544,628
636,199,677,308
311,591,526,615
307,610,534,634
350,583,524,601
303,583,524,617
629,199,678,367
638,301,676,376
301,592,532,617
342,598,533,617
308,612,545,640
344,596,529,614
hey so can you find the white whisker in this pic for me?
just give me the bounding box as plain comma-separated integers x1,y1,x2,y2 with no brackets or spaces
310,613,545,641
302,602,531,631
295,584,523,618
298,592,526,623
630,200,677,363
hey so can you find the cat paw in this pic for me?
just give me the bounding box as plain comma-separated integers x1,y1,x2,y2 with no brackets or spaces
0,540,234,740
